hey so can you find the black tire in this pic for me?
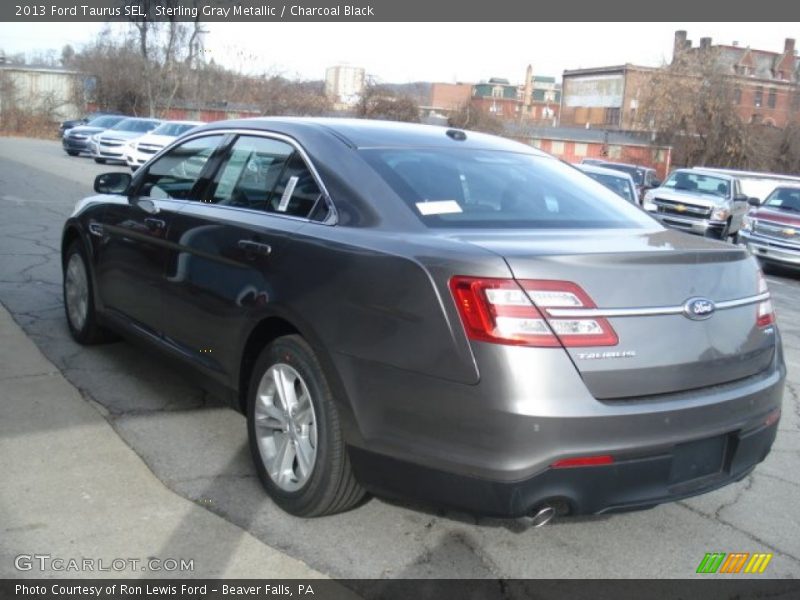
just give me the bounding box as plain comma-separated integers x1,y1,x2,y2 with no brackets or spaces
94,158,106,164
247,334,366,517
66,150,79,156
63,241,116,345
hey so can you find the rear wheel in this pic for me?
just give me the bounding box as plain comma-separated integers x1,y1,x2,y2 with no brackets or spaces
63,241,116,345
94,158,106,164
247,335,365,516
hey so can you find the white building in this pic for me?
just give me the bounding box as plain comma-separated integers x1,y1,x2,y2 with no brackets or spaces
0,64,84,120
325,65,366,107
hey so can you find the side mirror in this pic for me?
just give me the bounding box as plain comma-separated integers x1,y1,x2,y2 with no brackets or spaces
747,196,761,207
94,172,132,195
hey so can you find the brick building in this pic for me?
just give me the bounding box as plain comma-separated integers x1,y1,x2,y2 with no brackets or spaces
560,32,800,131
425,82,473,116
672,31,800,127
508,125,672,179
470,66,561,124
559,64,656,130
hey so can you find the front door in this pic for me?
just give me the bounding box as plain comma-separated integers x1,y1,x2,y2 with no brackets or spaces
94,134,225,336
160,134,329,385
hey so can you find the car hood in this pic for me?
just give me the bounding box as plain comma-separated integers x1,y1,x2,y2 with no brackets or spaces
750,206,800,226
100,130,147,141
134,134,176,146
67,125,106,136
650,188,726,207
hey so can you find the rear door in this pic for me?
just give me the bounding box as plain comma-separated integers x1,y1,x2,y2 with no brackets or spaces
160,133,329,383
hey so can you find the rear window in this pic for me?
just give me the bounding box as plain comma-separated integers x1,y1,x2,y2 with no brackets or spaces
88,116,124,128
584,172,636,204
361,149,654,229
113,119,161,133
153,122,201,137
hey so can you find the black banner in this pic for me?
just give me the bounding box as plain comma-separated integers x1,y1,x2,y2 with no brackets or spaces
3,580,800,600
3,0,800,22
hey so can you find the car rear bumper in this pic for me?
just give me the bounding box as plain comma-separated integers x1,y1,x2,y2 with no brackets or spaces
741,231,800,267
337,341,785,517
350,418,778,517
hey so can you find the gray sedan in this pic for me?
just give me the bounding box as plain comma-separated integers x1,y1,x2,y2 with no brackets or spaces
61,118,785,521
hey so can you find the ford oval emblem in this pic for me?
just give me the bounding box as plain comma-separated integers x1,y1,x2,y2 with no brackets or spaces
683,297,716,320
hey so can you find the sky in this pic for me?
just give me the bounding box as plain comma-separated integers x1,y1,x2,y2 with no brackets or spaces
0,22,797,84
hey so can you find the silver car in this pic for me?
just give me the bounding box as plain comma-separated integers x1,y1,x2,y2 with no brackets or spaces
643,168,750,240
62,119,785,520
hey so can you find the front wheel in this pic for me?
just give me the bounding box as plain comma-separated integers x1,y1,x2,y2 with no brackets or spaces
63,242,116,344
247,335,365,516
66,150,79,156
94,158,106,164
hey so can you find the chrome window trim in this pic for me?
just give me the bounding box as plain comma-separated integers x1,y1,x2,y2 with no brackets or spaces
546,292,770,318
143,128,338,226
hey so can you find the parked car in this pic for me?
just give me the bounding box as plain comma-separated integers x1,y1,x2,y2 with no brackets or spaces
576,164,638,204
58,111,123,138
62,119,784,521
739,185,800,270
690,167,800,205
125,120,205,171
580,159,660,200
61,115,127,156
90,117,162,164
642,168,751,240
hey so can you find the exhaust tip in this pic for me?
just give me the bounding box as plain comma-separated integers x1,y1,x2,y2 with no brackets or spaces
530,505,556,528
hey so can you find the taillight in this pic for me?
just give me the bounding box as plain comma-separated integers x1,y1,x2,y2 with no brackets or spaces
551,455,614,469
757,272,775,328
449,277,618,348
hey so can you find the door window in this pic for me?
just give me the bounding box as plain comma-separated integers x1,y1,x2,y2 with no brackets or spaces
210,137,294,210
209,135,324,219
139,135,224,200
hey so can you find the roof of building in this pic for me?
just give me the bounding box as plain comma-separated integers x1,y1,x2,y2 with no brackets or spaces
562,64,658,78
507,124,666,147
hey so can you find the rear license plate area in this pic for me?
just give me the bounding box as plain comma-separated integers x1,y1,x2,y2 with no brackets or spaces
669,434,728,485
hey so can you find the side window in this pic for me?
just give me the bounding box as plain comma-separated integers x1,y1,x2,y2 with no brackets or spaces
267,153,323,218
139,135,223,200
210,136,294,210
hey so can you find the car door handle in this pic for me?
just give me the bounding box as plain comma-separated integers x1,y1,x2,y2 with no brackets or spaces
238,240,272,257
144,217,166,230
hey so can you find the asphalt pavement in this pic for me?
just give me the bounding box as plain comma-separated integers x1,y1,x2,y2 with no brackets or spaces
0,136,798,579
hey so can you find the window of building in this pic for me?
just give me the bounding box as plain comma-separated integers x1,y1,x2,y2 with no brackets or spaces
733,87,742,105
491,86,504,98
653,149,666,163
768,88,777,109
530,139,542,149
608,145,622,159
793,92,800,112
550,141,565,155
574,143,588,157
754,87,763,108
604,107,620,126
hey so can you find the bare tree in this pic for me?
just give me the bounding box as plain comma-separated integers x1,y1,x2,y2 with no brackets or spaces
356,83,420,123
447,102,505,135
636,50,755,168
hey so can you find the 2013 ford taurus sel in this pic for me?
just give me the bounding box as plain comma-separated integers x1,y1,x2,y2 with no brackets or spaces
61,118,785,521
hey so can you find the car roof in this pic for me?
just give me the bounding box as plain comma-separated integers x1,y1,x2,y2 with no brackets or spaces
577,163,636,181
160,120,206,126
198,117,549,155
686,167,736,180
595,160,654,172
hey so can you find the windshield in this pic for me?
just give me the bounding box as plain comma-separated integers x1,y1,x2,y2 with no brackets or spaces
584,172,635,203
87,116,124,128
663,171,730,198
111,119,161,133
764,187,800,212
601,164,643,185
152,122,201,137
361,148,656,230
